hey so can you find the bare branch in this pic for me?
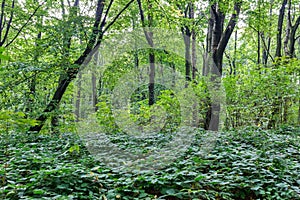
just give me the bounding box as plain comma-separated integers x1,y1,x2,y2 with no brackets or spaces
137,0,153,46
99,0,114,31
260,33,275,62
73,0,105,66
5,2,44,47
103,0,135,33
0,0,6,39
1,0,14,46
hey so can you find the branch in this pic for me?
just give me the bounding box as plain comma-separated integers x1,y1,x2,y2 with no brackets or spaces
99,0,114,31
1,0,14,46
137,0,153,46
60,0,66,15
0,0,5,39
260,33,275,62
137,0,146,27
73,0,105,66
73,0,134,68
224,50,233,72
288,15,300,57
217,1,241,57
292,15,300,31
5,2,44,47
103,0,134,33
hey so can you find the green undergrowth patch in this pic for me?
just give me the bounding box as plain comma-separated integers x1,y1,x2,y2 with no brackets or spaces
0,126,299,200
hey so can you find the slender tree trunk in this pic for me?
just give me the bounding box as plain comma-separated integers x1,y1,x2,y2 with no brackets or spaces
284,0,291,56
181,3,193,83
26,9,42,115
137,0,156,106
183,28,191,83
51,0,80,132
148,50,155,105
263,2,273,66
233,30,237,75
75,72,81,122
92,54,98,112
191,6,197,80
257,30,261,65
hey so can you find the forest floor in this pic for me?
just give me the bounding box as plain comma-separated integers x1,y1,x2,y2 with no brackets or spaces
1,126,300,200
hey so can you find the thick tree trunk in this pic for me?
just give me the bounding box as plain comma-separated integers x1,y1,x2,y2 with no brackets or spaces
204,1,241,131
183,28,191,83
289,16,300,57
181,3,193,83
275,0,288,58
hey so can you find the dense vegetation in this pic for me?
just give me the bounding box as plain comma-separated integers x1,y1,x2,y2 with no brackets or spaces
1,126,300,199
0,0,300,199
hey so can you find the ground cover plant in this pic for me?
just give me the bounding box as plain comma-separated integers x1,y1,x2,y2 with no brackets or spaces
1,126,299,200
1,0,300,199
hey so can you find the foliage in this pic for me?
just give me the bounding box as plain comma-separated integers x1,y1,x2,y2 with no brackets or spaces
224,57,300,129
1,126,299,199
0,111,38,134
0,0,300,199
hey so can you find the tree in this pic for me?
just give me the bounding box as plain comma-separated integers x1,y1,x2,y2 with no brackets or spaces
29,0,135,133
204,0,241,131
137,0,156,106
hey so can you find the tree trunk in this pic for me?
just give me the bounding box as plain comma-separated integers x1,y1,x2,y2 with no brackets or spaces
183,28,191,83
289,16,300,57
191,4,197,80
275,0,288,58
204,1,241,131
75,72,81,122
148,50,155,106
137,0,156,106
92,55,98,112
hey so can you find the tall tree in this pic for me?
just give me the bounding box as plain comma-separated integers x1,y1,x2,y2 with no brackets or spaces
137,0,156,106
204,0,242,131
180,2,193,83
275,0,288,58
284,0,300,58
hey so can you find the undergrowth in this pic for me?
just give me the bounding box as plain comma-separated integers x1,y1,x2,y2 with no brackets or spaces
0,126,299,200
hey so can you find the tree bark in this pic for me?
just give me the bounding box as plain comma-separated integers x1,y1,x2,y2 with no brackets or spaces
191,3,197,80
204,1,241,131
75,72,81,122
289,16,300,57
137,0,156,106
275,0,288,58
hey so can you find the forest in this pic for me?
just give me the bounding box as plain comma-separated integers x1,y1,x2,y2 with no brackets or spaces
0,0,300,199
